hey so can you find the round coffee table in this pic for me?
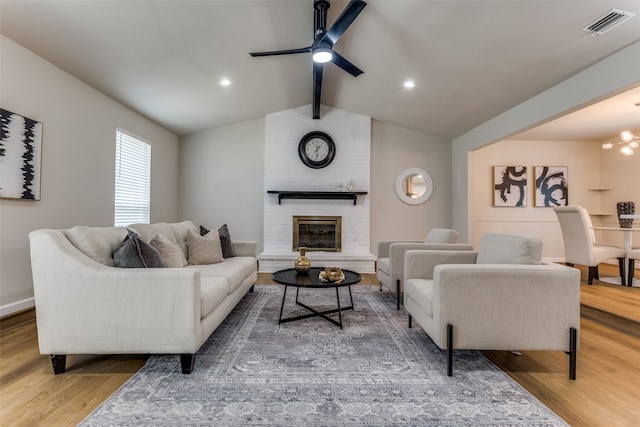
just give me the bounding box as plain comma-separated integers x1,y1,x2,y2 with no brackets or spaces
272,267,361,329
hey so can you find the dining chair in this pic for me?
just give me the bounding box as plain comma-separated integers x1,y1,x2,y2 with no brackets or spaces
628,248,640,286
553,206,626,285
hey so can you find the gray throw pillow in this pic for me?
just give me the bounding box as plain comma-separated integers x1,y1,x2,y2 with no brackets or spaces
114,229,166,268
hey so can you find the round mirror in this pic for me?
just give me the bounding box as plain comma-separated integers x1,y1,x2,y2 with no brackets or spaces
395,168,433,205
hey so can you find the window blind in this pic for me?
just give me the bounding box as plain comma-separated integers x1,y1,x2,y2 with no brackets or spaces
114,129,151,227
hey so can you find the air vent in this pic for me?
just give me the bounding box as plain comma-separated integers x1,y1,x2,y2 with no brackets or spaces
582,9,636,35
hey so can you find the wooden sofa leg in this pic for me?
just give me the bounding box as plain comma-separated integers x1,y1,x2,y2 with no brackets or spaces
618,257,626,286
447,324,453,377
250,284,255,292
569,327,577,380
629,259,635,288
408,314,412,328
50,355,67,375
396,279,401,310
180,354,195,374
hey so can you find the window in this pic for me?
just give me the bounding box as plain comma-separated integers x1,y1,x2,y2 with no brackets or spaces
114,129,151,227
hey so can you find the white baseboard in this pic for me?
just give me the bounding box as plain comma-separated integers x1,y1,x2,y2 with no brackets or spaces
0,297,35,318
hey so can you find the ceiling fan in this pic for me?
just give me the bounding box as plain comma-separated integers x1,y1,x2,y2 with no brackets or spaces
249,0,367,119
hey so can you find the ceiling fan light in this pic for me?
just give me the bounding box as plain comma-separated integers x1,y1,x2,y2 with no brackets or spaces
312,47,333,63
629,141,639,149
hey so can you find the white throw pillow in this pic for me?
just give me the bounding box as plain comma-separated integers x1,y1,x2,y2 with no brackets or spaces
150,232,188,268
187,228,223,265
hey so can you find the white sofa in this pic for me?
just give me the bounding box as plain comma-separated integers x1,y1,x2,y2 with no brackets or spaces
29,221,257,374
404,233,581,379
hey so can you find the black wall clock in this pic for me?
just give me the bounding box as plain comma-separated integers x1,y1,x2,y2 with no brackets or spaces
298,131,336,169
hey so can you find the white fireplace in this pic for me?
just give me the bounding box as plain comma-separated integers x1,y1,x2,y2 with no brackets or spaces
258,105,375,272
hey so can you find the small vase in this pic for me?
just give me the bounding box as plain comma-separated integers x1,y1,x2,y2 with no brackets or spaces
295,247,311,273
617,201,635,228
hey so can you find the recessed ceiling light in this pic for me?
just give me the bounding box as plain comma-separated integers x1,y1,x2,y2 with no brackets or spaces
219,78,231,86
403,80,415,89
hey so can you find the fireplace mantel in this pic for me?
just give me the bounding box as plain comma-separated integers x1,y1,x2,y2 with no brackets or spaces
268,191,368,206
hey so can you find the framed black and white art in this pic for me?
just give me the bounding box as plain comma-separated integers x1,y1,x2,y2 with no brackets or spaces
534,166,568,207
0,108,42,200
493,166,527,207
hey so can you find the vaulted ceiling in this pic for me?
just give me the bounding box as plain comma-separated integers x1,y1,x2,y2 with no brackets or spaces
1,1,639,140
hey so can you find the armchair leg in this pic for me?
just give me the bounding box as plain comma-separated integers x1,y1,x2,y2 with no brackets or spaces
588,266,596,285
396,279,401,310
629,259,635,288
250,284,255,292
569,327,577,380
447,324,453,377
50,355,67,375
618,257,626,286
408,314,412,328
180,354,195,374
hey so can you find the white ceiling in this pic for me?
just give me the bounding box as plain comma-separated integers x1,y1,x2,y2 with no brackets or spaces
1,0,640,140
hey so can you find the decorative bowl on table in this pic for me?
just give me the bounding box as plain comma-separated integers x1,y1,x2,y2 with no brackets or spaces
319,266,345,284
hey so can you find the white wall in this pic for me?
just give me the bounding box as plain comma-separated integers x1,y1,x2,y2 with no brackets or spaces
178,117,266,244
470,138,640,260
469,139,603,259
453,41,640,242
178,111,453,257
371,120,453,244
263,105,371,254
0,35,180,315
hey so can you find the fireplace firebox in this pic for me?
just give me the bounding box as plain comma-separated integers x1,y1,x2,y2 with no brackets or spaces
293,216,342,252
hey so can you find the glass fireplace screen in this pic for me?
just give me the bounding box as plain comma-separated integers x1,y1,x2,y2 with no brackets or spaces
292,216,342,252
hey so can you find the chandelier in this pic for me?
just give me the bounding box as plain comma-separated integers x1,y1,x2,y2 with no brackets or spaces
602,130,639,156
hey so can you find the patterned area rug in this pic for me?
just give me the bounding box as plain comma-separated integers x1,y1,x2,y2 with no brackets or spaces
79,285,567,426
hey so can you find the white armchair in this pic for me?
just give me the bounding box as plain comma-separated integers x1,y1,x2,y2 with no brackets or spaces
376,228,473,309
404,233,581,379
553,206,626,285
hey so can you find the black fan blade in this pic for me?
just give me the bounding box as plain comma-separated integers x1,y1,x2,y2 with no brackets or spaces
322,0,367,46
331,51,364,77
249,46,311,57
313,62,323,119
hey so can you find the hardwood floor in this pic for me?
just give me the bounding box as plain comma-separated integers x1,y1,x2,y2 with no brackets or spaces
1,268,639,426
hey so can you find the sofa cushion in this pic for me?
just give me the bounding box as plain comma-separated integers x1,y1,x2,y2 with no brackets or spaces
199,276,229,319
114,230,166,268
149,232,188,268
187,228,223,265
187,257,253,294
65,226,127,266
201,224,235,258
476,233,543,265
425,228,459,244
405,278,434,317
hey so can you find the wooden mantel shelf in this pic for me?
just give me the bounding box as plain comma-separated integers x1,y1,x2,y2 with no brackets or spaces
268,191,368,205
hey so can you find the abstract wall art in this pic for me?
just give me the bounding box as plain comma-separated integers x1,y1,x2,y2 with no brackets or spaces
0,108,42,200
534,166,568,207
493,166,527,207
